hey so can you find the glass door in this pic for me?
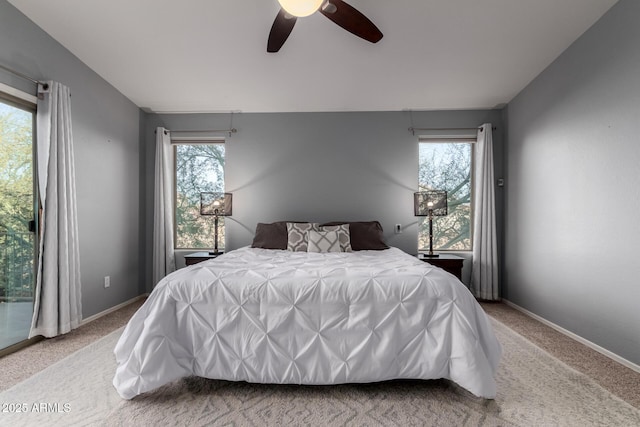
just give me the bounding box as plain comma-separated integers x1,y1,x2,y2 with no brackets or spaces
0,95,36,351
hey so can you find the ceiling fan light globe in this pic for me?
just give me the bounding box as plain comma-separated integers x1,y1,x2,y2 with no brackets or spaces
277,0,323,17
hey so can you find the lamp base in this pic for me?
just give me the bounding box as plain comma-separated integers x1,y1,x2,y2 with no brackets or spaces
209,250,223,256
420,253,440,258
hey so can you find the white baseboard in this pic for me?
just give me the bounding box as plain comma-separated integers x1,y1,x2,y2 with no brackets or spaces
502,299,640,374
81,295,147,326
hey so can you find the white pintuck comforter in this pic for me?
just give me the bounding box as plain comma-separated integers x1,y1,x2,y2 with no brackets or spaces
113,247,501,399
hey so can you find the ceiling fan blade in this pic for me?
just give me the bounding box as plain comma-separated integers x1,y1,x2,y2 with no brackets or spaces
319,0,383,44
267,9,297,52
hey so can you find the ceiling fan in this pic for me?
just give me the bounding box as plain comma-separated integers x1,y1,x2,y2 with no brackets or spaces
267,0,383,52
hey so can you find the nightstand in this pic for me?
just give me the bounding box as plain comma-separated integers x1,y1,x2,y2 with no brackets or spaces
418,253,464,280
184,251,223,266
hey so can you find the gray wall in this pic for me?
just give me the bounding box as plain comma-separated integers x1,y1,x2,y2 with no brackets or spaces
505,0,640,364
142,109,504,292
0,0,142,318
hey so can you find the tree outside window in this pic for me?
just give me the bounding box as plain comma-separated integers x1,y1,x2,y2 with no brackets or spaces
0,100,35,301
418,141,473,251
174,143,225,250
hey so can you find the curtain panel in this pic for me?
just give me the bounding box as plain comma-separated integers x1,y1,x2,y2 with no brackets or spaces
30,81,82,338
152,127,176,286
471,123,499,300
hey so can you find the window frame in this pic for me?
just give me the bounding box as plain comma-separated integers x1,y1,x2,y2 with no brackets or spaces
418,136,476,252
0,82,38,108
0,84,38,309
171,138,226,251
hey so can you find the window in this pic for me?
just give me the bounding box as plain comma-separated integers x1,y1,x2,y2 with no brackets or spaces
418,139,473,251
173,142,225,250
0,86,37,350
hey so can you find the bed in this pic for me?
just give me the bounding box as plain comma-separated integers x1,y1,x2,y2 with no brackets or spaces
113,221,501,400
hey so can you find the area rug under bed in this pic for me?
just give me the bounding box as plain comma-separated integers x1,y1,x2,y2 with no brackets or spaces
1,319,639,426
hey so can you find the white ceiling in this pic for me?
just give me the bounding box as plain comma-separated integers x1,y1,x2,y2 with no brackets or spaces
9,0,618,113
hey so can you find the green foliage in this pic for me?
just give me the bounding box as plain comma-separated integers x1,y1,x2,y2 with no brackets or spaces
174,144,226,249
0,102,35,300
418,142,472,251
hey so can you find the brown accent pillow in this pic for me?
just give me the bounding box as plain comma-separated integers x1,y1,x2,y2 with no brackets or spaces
251,222,288,249
251,221,306,250
319,221,389,251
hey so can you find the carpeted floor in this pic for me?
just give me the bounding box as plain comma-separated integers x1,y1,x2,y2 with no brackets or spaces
480,301,640,409
0,298,144,392
1,297,638,422
2,314,639,426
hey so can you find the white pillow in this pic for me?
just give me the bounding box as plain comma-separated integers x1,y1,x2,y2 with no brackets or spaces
307,230,342,253
318,224,352,252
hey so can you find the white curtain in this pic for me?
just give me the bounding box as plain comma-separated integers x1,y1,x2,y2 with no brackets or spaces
30,81,82,338
152,127,175,286
471,123,499,300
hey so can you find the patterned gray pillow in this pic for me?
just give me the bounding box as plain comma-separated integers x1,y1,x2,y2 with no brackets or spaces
307,230,342,253
287,222,318,252
318,224,352,252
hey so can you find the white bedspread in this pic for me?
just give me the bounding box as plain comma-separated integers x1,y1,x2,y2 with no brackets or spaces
113,247,501,399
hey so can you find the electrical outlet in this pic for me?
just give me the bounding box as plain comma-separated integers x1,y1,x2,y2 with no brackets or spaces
104,276,110,288
395,224,402,234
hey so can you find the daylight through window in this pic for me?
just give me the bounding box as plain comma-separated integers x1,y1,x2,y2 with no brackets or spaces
0,88,37,350
418,139,473,251
174,142,225,250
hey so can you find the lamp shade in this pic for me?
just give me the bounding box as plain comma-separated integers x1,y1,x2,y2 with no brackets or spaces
200,192,232,216
277,0,323,17
414,191,448,217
